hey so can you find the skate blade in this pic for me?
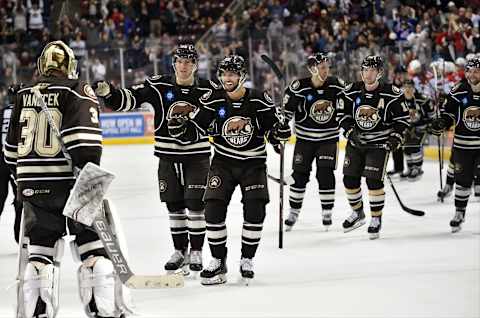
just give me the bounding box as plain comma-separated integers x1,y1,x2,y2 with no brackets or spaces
201,274,227,286
167,267,190,276
240,277,252,286
323,225,331,232
343,219,366,233
451,226,462,233
369,233,380,240
189,270,201,279
285,225,294,232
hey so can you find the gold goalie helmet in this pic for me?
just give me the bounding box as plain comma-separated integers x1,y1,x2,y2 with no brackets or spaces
37,40,78,79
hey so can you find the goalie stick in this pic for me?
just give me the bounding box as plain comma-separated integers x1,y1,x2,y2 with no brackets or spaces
261,54,286,248
31,87,184,289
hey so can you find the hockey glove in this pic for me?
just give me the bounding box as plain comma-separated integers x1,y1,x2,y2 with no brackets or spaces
93,81,113,98
168,117,187,138
271,121,291,142
428,118,447,136
344,128,363,147
386,135,402,152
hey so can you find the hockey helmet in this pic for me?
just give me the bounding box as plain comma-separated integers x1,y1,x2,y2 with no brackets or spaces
217,55,247,91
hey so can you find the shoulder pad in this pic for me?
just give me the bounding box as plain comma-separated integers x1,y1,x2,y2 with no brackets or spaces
148,74,164,82
337,78,346,87
208,80,221,90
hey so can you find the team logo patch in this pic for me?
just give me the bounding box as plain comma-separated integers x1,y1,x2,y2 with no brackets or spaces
291,80,300,90
22,189,34,197
392,85,401,94
283,94,290,106
343,157,351,167
208,176,222,189
84,84,97,100
294,153,303,164
222,116,254,148
201,90,212,101
355,105,381,130
450,82,461,93
264,92,273,103
310,100,334,124
345,83,353,91
159,180,167,192
167,101,197,120
463,106,480,131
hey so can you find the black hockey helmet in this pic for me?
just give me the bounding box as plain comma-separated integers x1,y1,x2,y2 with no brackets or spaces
362,55,384,70
465,56,480,71
173,43,198,63
217,55,247,92
307,52,329,68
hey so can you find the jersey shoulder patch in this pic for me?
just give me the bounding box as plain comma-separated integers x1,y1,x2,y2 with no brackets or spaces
450,81,463,94
290,80,300,91
344,82,353,91
208,80,221,90
391,85,401,94
83,84,97,100
200,90,213,102
263,91,274,104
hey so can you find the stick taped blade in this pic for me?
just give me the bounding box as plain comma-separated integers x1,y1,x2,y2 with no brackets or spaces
63,163,115,226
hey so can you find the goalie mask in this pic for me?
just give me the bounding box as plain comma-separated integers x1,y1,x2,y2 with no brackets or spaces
38,40,78,79
361,55,384,86
307,53,330,81
217,55,247,93
172,44,198,80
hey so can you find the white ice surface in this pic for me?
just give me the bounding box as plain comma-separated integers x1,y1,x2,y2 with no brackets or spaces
0,144,479,318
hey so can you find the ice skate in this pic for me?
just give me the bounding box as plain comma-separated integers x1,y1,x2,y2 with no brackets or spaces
450,211,465,233
437,184,453,201
342,210,366,233
239,257,254,286
164,250,190,276
407,166,424,182
368,216,382,240
200,257,227,285
284,210,299,232
322,209,332,230
189,250,203,278
387,169,403,178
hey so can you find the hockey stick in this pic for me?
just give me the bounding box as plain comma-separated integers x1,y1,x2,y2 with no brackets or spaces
31,87,184,289
261,54,286,249
354,142,426,216
431,66,445,202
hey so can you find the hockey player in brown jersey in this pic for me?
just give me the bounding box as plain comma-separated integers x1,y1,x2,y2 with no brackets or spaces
168,55,291,285
430,56,480,232
337,55,410,240
94,44,219,276
4,41,128,318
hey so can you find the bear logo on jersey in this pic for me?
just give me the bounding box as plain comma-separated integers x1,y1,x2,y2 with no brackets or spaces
355,105,381,130
222,116,253,147
463,106,480,131
167,101,197,120
310,100,334,124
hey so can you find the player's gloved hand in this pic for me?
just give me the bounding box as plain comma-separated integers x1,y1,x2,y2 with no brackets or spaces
386,135,401,152
271,121,291,142
428,118,447,136
168,117,187,138
7,83,24,104
93,81,113,98
344,128,363,146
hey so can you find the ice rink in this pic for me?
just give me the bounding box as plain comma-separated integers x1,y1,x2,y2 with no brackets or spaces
0,143,479,318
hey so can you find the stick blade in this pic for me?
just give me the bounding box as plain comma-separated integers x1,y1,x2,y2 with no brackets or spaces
125,274,184,289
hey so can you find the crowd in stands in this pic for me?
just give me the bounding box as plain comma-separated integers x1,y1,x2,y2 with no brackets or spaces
1,0,480,101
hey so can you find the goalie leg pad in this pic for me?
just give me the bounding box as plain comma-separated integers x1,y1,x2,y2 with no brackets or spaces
22,239,63,318
78,256,118,317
